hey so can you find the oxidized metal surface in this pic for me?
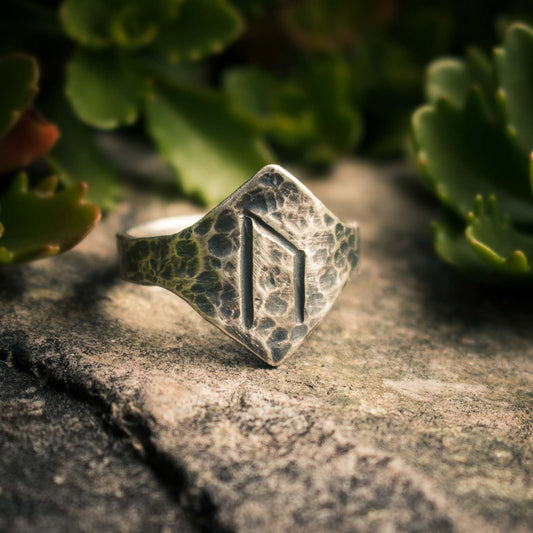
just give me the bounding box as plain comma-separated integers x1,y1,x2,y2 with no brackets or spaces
117,165,359,365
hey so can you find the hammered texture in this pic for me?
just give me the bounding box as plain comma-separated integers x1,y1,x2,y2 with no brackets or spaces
117,165,359,365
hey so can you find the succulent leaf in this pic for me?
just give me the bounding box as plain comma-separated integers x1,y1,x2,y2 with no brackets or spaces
432,205,533,286
0,109,60,174
223,68,280,126
61,0,184,50
66,50,143,129
432,218,491,275
412,89,532,223
425,48,497,117
60,0,113,49
497,23,533,154
0,53,39,138
304,59,362,155
425,58,469,107
44,97,122,211
224,60,362,167
0,173,100,264
153,0,243,63
109,4,159,50
465,195,533,277
464,47,497,117
414,21,533,285
145,82,270,205
223,67,314,147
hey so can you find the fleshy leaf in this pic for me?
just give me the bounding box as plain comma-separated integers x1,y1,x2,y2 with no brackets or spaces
44,96,122,211
0,108,60,174
304,59,362,154
61,0,183,50
465,47,498,118
0,53,39,137
224,61,361,167
223,67,279,125
0,173,100,264
465,195,533,277
425,48,497,116
109,0,184,50
145,82,271,204
432,218,491,274
414,20,533,286
432,211,533,286
60,0,112,48
425,58,469,106
154,0,243,63
109,4,159,50
412,89,533,223
66,50,143,129
497,23,533,154
223,67,313,148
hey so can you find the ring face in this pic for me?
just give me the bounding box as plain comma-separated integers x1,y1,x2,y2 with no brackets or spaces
118,165,359,366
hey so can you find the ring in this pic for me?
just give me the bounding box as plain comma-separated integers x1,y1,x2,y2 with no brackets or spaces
117,165,359,366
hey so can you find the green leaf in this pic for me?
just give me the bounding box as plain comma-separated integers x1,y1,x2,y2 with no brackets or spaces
136,57,206,87
224,67,313,147
304,59,362,153
223,67,279,125
497,23,533,154
66,50,143,129
425,48,497,116
465,47,497,115
432,218,490,275
44,96,121,211
425,58,469,106
108,0,184,50
0,173,100,264
154,0,243,63
0,53,39,138
224,61,362,167
465,195,533,277
412,90,533,224
60,0,112,48
415,21,533,286
61,0,183,50
145,82,271,204
110,4,159,50
431,206,533,287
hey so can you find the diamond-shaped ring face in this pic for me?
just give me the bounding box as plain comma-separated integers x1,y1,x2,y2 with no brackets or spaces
118,165,359,365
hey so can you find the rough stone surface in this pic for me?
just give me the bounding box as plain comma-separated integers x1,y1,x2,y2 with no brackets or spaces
0,361,192,532
0,160,532,532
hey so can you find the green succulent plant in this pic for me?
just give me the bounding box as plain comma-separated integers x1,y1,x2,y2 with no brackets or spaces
0,53,100,265
412,22,533,286
1,0,530,269
57,0,269,206
1,0,271,209
224,59,362,168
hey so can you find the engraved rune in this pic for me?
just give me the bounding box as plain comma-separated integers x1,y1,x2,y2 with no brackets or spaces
241,210,305,329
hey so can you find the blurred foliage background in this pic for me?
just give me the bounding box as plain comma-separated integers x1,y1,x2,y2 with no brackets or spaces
1,0,532,284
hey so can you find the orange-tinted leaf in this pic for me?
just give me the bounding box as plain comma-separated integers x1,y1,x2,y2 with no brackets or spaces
0,108,60,174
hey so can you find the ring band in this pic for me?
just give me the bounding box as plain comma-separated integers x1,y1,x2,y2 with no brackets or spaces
117,165,359,366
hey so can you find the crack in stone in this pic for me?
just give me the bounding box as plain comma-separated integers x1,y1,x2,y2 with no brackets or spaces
0,342,230,533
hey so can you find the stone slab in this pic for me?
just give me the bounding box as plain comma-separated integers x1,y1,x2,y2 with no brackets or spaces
0,361,192,532
0,160,532,531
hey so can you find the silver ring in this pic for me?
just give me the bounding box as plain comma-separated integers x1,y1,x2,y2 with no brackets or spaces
117,165,359,366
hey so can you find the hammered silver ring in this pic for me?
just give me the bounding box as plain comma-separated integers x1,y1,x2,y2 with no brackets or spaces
117,165,359,366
